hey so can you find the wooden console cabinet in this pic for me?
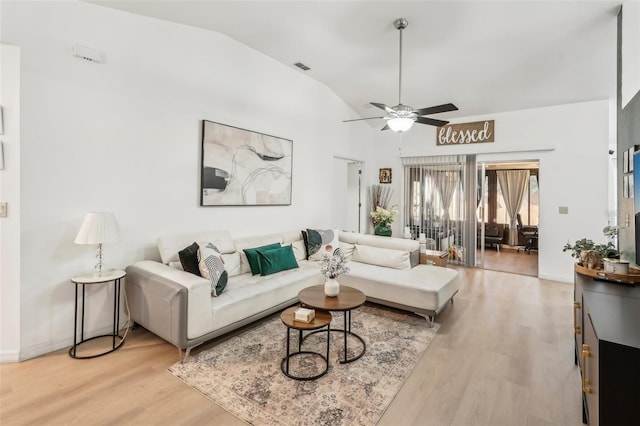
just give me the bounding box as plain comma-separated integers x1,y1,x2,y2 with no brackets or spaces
574,265,640,425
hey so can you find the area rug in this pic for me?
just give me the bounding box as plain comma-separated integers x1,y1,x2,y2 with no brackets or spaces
169,305,439,426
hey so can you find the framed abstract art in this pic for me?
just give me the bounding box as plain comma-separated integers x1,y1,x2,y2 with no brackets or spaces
201,120,293,206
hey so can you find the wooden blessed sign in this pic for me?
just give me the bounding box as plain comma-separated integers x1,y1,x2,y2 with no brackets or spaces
436,120,494,145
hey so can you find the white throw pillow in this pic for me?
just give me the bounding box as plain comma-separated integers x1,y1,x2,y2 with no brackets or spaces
198,243,228,296
306,228,340,261
352,244,411,270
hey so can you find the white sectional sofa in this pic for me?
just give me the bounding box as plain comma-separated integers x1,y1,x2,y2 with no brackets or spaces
125,229,459,359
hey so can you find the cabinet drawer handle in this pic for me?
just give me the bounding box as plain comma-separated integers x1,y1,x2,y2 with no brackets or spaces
581,343,591,393
574,301,581,334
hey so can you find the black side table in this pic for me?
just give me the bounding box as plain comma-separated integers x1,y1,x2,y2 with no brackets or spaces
69,269,126,359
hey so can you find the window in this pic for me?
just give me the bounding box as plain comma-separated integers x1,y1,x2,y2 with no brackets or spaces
483,168,538,226
495,173,538,226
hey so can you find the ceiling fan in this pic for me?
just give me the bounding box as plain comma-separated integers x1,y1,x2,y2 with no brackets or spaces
344,18,458,132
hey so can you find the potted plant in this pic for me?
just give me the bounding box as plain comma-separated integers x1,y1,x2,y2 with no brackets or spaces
370,205,398,237
320,249,350,296
563,238,619,269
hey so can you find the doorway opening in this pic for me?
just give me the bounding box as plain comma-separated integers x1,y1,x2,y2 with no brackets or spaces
332,157,363,233
477,161,539,277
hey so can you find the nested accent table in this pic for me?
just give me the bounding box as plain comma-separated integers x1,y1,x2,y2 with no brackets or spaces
298,285,366,364
280,306,332,381
69,269,126,359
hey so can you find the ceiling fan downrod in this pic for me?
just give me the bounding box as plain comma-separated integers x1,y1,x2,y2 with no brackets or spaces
394,18,408,105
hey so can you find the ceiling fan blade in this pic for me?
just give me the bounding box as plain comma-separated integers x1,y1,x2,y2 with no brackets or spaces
415,103,458,116
380,124,390,131
343,116,384,122
415,117,450,127
371,102,395,114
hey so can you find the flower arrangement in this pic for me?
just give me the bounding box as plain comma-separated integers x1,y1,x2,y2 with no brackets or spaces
320,249,350,279
370,205,398,226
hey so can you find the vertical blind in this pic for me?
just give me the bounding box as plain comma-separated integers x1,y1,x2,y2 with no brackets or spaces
403,155,477,266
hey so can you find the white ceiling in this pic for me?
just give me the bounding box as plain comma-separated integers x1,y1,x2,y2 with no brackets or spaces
89,0,620,126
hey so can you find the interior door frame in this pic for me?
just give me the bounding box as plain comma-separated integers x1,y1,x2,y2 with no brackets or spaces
476,157,540,275
333,156,364,233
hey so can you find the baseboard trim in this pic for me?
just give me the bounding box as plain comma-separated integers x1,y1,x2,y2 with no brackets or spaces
0,350,20,363
538,273,572,283
17,320,131,361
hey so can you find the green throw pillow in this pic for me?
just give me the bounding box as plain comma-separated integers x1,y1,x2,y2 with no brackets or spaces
257,245,299,276
243,242,281,275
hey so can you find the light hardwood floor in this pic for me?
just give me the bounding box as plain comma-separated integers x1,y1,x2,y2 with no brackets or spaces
0,267,582,426
482,247,538,277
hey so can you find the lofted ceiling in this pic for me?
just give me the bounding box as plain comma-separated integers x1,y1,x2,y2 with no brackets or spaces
89,0,620,127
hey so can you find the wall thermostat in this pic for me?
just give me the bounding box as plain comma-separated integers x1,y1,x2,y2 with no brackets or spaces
72,44,102,63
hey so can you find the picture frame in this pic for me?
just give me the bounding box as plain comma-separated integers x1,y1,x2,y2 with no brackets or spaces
379,168,392,184
623,149,629,173
624,174,629,198
200,120,293,206
629,147,634,172
629,171,634,199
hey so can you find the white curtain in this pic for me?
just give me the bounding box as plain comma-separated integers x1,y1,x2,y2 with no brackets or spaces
497,170,530,245
436,171,459,221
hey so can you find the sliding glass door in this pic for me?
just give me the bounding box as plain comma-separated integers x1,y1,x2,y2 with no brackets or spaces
477,161,487,268
403,155,478,266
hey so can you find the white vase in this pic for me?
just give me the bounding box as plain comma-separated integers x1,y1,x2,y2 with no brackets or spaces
324,278,340,297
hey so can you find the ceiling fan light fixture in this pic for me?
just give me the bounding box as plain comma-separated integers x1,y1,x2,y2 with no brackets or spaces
342,18,458,130
388,117,415,132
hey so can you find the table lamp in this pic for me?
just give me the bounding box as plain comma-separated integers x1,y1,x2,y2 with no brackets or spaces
74,212,121,274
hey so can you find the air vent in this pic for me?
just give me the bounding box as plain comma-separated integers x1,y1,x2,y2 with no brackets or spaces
294,62,310,71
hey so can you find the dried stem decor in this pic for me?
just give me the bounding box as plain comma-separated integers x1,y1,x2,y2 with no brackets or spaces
369,184,394,211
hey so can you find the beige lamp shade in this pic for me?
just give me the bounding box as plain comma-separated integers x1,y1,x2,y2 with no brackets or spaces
74,212,121,245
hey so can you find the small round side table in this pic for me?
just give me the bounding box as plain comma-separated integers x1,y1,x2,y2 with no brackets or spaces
69,269,126,359
280,306,332,380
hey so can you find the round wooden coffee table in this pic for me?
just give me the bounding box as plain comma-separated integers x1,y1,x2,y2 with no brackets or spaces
298,285,366,364
280,306,332,380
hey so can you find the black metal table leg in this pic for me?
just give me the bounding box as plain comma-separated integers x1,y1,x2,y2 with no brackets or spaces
69,271,126,359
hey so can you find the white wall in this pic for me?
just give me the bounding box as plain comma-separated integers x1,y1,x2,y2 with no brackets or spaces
1,1,372,360
371,100,612,283
0,44,22,362
622,1,640,108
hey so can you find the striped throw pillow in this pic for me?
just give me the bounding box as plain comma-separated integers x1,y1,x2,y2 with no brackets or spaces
198,242,228,296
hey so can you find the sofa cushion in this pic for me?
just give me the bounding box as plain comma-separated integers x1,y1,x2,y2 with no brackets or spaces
243,243,281,275
221,252,242,277
235,234,285,274
305,228,340,261
354,234,419,252
352,244,411,270
257,245,299,276
341,262,459,315
158,230,235,264
281,230,307,261
198,243,228,296
339,241,356,258
178,242,201,276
